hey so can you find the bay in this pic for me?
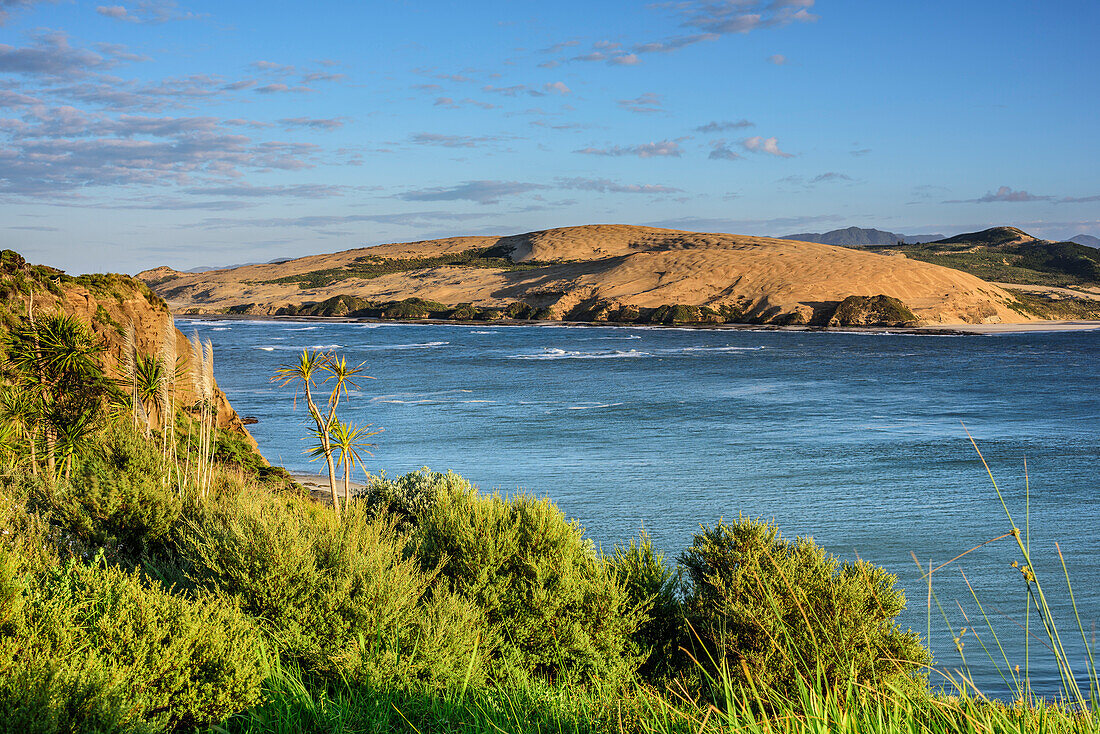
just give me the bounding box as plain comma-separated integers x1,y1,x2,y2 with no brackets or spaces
183,318,1100,698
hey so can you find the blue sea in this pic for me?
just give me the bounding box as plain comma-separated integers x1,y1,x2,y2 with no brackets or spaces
183,318,1100,698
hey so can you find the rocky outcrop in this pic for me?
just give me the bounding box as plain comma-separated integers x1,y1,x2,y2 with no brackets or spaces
0,251,256,448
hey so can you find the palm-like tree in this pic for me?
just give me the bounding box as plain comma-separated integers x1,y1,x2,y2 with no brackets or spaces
2,312,111,479
328,419,382,503
274,350,371,514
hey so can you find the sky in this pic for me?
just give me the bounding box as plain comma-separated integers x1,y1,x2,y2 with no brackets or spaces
1,0,1098,274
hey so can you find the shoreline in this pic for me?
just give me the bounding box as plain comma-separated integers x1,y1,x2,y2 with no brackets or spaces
173,312,1100,335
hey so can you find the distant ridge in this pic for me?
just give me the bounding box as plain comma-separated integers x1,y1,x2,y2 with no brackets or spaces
780,226,945,247
138,223,1032,327
884,226,1100,288
930,226,1036,247
1069,234,1100,248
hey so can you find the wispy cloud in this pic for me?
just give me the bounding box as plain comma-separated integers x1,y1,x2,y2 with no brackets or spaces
766,54,788,65
945,186,1053,203
433,96,497,110
575,139,684,158
556,177,681,194
400,180,547,204
617,92,662,114
707,141,742,160
190,211,489,231
95,1,204,24
278,117,345,131
183,183,349,199
0,0,53,26
742,135,793,157
0,31,121,79
409,132,509,148
696,119,754,133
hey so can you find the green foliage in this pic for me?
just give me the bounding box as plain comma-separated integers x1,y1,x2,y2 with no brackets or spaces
828,295,918,327
1,311,116,478
884,235,1100,287
415,482,644,686
259,248,549,289
383,297,449,319
679,517,930,700
93,303,126,335
607,531,684,682
44,423,182,562
175,487,486,690
0,555,263,733
359,467,468,532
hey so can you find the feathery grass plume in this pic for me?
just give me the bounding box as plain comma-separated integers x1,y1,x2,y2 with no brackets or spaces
124,320,139,429
158,316,175,432
159,315,178,489
203,339,215,415
203,339,216,495
189,332,204,400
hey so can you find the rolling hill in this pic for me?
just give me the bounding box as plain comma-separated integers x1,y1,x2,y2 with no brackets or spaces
138,225,1038,327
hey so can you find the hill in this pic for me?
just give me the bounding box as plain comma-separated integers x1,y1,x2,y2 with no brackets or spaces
781,227,945,247
0,250,255,441
871,227,1100,288
1069,234,1100,248
138,224,1038,327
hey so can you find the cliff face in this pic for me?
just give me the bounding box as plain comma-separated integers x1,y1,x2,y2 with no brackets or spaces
1,251,256,448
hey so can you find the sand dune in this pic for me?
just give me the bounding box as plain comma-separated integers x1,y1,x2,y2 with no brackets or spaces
139,224,1036,326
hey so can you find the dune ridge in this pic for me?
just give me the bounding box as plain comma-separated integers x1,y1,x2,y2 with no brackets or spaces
139,224,1036,326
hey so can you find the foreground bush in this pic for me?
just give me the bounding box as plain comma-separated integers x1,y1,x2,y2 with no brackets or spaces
680,516,930,700
175,487,486,691
41,425,182,563
0,549,263,733
415,482,644,687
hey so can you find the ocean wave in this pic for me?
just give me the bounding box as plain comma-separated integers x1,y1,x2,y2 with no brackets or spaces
565,402,624,410
360,341,450,350
255,346,276,351
285,326,321,331
178,319,237,327
599,334,642,340
211,327,231,331
663,345,764,353
509,348,649,360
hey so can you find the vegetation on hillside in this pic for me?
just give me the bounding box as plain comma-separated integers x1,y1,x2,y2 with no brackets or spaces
873,229,1100,288
253,247,554,290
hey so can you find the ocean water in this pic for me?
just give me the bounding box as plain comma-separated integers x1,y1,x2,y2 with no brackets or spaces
182,318,1100,698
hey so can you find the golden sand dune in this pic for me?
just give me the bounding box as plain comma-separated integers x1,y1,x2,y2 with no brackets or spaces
139,224,1036,326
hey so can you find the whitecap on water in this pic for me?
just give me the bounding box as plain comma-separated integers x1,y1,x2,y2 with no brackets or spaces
509,348,649,360
360,341,449,350
566,402,624,410
255,346,276,351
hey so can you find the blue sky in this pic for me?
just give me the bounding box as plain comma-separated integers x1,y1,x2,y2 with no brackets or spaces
1,0,1098,273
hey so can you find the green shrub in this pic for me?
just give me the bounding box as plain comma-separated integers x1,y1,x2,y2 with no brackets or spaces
0,555,263,733
607,531,684,682
415,482,644,687
43,424,182,562
679,517,930,700
359,468,469,533
175,487,485,690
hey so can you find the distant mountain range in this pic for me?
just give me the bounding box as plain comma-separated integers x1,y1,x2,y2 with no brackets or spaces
780,227,945,247
1070,234,1100,248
